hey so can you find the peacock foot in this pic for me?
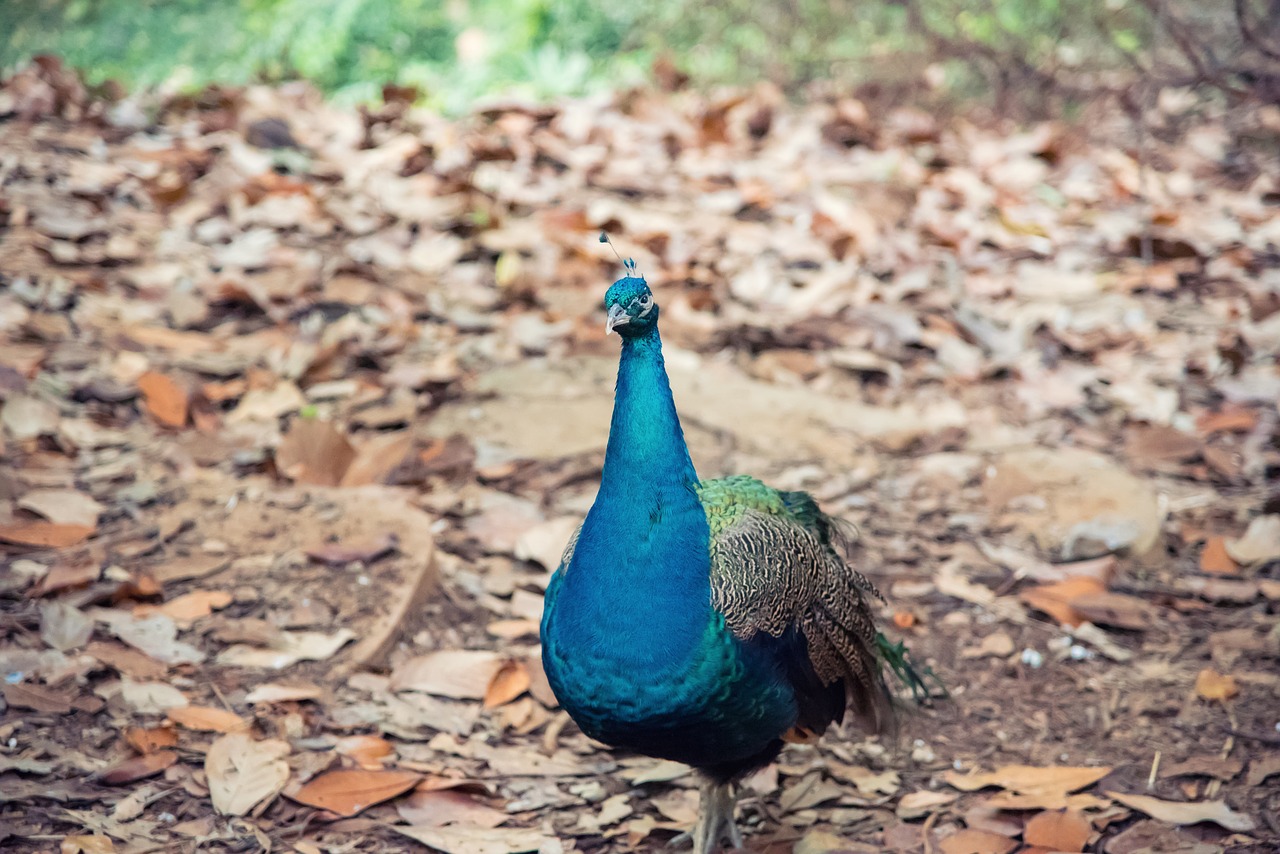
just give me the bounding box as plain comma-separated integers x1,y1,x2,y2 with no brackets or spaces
687,778,742,854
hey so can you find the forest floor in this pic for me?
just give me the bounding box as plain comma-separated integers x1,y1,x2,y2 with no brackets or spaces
1,59,1278,854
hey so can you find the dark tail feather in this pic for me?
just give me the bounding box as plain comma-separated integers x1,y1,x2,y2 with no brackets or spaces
875,632,946,705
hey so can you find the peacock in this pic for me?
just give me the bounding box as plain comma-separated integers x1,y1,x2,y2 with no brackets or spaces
540,267,927,852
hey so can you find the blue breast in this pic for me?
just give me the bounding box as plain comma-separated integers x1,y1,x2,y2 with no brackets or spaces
541,503,798,768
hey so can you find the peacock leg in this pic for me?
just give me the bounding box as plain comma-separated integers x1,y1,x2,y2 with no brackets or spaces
690,778,741,854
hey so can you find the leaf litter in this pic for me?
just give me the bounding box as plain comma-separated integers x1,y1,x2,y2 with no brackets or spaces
1,58,1277,852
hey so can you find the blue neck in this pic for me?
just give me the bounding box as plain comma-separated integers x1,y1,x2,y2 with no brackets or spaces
599,327,698,502
557,325,710,648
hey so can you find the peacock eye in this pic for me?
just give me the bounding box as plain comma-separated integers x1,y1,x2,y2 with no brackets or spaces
638,294,652,307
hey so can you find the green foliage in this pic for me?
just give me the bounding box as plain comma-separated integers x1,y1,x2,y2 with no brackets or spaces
2,0,641,109
1,0,1166,111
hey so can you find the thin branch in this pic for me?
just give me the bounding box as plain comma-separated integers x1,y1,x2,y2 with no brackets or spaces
1235,0,1280,61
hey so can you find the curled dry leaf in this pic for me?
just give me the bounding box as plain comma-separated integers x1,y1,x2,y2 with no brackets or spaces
166,705,249,733
483,660,531,708
1194,668,1239,701
289,768,421,817
136,371,189,428
1105,791,1255,832
205,731,291,816
1022,808,1091,852
98,750,178,784
1225,515,1280,565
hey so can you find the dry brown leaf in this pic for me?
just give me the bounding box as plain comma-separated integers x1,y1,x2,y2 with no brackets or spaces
395,789,509,828
896,789,958,819
983,791,1110,811
306,533,399,566
60,836,116,854
3,683,75,714
335,735,395,769
243,682,324,704
1017,576,1106,627
136,371,189,427
1225,515,1280,565
1194,668,1239,700
943,765,1111,804
275,418,355,486
18,489,104,528
1022,808,1091,851
98,750,178,784
1067,590,1154,631
937,828,1018,854
1195,406,1257,436
0,521,94,548
108,613,204,665
1105,791,1255,832
39,601,95,651
1160,755,1244,781
32,561,102,596
289,768,421,817
1199,537,1239,575
392,824,555,854
1246,753,1280,787
826,763,901,796
137,589,233,622
215,628,354,669
340,430,415,486
227,382,305,424
125,725,178,754
205,731,291,816
1124,423,1200,464
391,650,503,700
167,705,249,733
483,660,531,708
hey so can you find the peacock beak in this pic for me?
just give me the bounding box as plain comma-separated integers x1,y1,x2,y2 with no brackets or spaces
605,304,630,335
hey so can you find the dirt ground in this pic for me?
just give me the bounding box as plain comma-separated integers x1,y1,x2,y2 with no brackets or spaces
1,60,1278,854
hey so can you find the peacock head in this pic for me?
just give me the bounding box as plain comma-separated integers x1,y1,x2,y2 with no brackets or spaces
603,276,657,338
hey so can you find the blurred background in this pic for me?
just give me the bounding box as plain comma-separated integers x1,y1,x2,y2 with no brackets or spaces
5,0,1278,115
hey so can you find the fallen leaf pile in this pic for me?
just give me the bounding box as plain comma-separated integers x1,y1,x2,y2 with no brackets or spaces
1,58,1278,852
